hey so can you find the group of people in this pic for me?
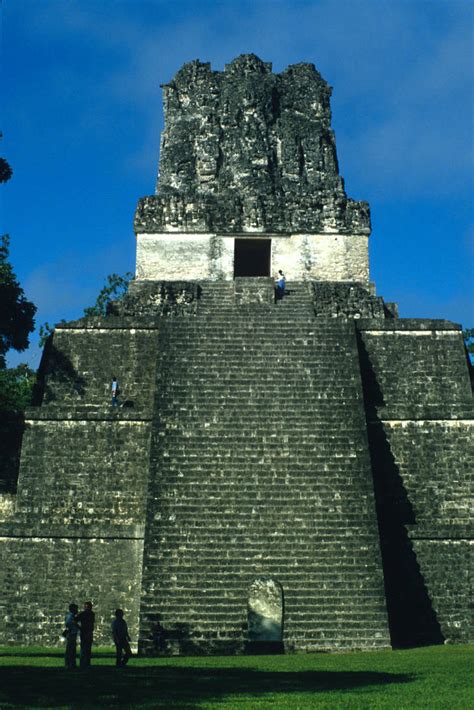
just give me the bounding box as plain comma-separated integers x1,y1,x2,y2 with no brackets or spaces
64,602,132,669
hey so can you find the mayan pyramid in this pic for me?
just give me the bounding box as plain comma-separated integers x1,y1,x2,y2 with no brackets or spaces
0,55,472,654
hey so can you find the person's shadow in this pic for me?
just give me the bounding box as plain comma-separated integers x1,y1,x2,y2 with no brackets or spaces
0,659,413,710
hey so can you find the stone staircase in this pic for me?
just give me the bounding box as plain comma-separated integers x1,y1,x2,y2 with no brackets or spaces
275,281,315,318
139,293,390,653
197,279,315,317
197,281,235,312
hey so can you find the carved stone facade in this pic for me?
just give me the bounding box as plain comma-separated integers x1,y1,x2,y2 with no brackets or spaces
135,54,370,282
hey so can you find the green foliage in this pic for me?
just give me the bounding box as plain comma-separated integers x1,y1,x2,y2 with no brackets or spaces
0,157,13,184
38,272,132,347
462,328,474,360
0,235,36,369
0,145,36,410
0,133,13,184
0,363,36,411
38,322,54,348
0,645,472,709
83,272,133,318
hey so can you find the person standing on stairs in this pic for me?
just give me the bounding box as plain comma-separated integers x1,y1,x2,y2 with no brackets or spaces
111,376,119,407
275,270,286,300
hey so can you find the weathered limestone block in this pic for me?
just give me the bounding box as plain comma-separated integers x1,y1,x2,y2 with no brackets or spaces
358,320,472,419
358,321,473,646
410,539,472,643
380,420,473,534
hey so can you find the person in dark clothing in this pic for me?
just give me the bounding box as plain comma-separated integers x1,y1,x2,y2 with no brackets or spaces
77,601,95,668
64,603,79,669
152,619,166,654
112,608,132,667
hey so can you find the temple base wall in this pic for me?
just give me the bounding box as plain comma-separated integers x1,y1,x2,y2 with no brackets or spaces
0,284,471,651
0,537,144,646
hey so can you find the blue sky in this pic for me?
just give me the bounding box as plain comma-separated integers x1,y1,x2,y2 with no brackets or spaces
2,0,473,367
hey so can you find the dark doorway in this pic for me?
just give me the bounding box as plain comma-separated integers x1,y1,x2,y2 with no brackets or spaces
234,239,271,277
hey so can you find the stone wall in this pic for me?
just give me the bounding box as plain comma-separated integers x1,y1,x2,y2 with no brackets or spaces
136,233,369,283
358,321,471,418
0,316,159,646
13,414,151,529
357,320,473,645
38,323,160,408
0,537,144,646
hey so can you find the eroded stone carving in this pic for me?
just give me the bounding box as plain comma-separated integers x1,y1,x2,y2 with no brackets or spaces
109,281,199,317
248,578,283,642
135,54,370,235
311,282,386,319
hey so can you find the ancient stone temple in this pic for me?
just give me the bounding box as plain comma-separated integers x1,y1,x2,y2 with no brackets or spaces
0,55,472,654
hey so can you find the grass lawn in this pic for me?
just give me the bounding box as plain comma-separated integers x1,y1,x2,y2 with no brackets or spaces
0,644,472,709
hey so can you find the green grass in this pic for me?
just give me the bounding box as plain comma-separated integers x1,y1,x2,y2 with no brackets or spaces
0,645,472,709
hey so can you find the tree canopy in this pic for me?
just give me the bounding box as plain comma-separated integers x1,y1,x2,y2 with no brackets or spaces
0,363,36,411
0,142,37,410
0,235,37,369
0,157,13,184
463,328,474,364
0,134,13,185
83,272,133,317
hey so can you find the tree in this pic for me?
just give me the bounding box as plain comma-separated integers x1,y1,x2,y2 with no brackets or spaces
0,235,37,369
1,135,35,368
0,364,36,411
0,133,13,184
463,328,474,364
83,272,133,317
0,138,36,410
0,157,13,184
38,272,132,347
